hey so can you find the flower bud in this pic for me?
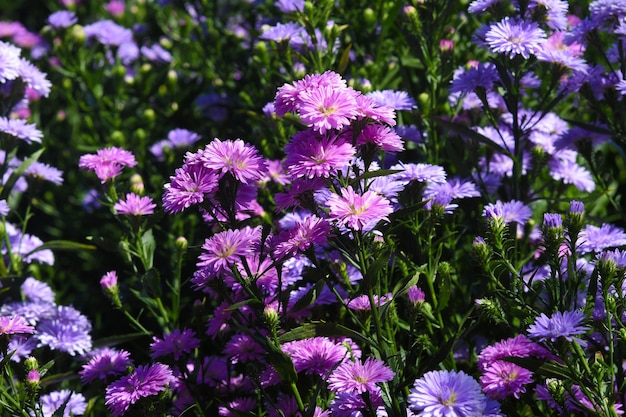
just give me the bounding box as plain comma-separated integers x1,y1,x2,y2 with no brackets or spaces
24,356,39,371
26,369,40,391
130,174,144,195
175,236,188,252
69,25,85,43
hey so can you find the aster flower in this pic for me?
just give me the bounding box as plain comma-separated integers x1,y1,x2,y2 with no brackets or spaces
197,226,259,273
0,117,42,144
78,147,137,184
330,389,384,417
424,177,480,200
259,22,306,44
346,293,392,311
0,200,8,217
577,223,626,253
297,85,359,134
483,200,533,225
327,357,394,394
536,48,588,73
548,158,595,192
223,332,265,363
150,128,201,160
24,162,63,185
218,397,257,416
274,71,348,117
355,94,396,126
80,348,133,383
391,162,447,184
162,165,220,214
275,0,304,12
468,0,506,13
485,17,546,59
0,41,21,83
21,277,55,304
150,328,200,360
273,215,331,259
0,315,34,335
140,44,172,63
325,186,393,231
284,130,355,179
449,62,500,95
199,138,266,183
105,363,175,416
478,335,550,371
480,360,534,399
366,89,417,111
113,193,156,216
356,123,404,152
100,270,118,290
408,370,487,416
47,10,78,28
282,337,348,377
528,310,589,346
84,20,133,46
40,390,87,417
36,305,92,356
590,0,626,28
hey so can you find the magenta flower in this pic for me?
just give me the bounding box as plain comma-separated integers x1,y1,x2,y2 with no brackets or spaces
480,360,534,399
0,316,34,335
100,271,118,290
105,363,175,416
356,124,404,152
274,71,348,117
163,165,220,214
485,17,546,59
297,85,359,134
150,328,200,360
196,226,259,273
199,138,266,183
328,357,394,394
325,186,393,231
80,347,133,383
273,215,331,259
284,130,355,179
113,193,156,216
282,337,348,377
78,147,137,183
346,293,392,311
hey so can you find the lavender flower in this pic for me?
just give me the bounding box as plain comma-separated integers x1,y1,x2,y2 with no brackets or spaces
24,161,64,185
0,200,8,217
105,363,175,416
0,117,42,144
327,357,394,394
577,223,626,253
483,200,533,225
162,165,220,214
0,41,21,83
47,11,78,28
0,315,35,335
449,62,499,95
36,305,92,356
150,328,200,360
113,193,156,216
528,310,589,346
21,277,55,304
366,89,417,111
80,347,133,383
408,370,488,416
281,337,348,377
485,17,546,59
40,390,87,417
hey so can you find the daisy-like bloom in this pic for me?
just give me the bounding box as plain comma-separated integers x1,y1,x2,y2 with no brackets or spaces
357,123,404,152
325,186,393,231
0,316,35,335
590,0,626,28
80,348,133,383
355,94,396,126
480,360,534,399
297,85,359,134
0,117,42,144
528,310,589,346
113,193,156,216
21,277,55,304
577,223,626,254
327,357,394,394
150,328,200,361
275,0,304,12
449,62,499,95
424,177,480,200
162,164,220,214
273,215,331,259
483,200,532,225
24,162,64,185
346,293,392,311
548,158,595,192
196,226,259,273
47,10,78,28
0,41,21,83
105,363,175,417
17,58,52,97
84,20,133,46
259,21,305,43
485,17,546,59
150,128,201,160
391,162,447,184
366,89,417,111
36,306,92,356
100,270,118,290
478,335,550,371
408,286,426,305
284,130,355,179
536,48,588,74
330,389,383,417
408,370,487,416
222,332,265,363
274,71,348,117
468,0,506,13
199,138,266,183
282,337,348,377
40,390,87,417
78,147,137,184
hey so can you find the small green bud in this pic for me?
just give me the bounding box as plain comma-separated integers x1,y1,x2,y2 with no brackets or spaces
167,69,178,85
418,92,429,109
363,8,376,25
110,130,125,146
24,356,39,371
175,236,188,252
159,37,173,50
143,108,156,123
69,25,85,43
130,174,145,195
140,63,152,74
112,64,126,78
263,304,280,331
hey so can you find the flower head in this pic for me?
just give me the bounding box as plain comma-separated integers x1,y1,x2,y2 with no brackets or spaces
408,370,487,417
284,130,355,179
325,186,393,231
577,223,626,254
0,117,42,144
78,147,137,184
199,138,266,183
528,310,589,346
113,193,156,216
297,85,359,134
150,328,200,360
327,357,394,394
197,226,260,274
47,11,78,28
480,360,534,399
0,316,35,335
485,17,546,59
366,89,417,111
80,348,133,383
40,390,87,417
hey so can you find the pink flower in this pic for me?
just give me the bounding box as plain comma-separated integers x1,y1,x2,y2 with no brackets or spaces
113,193,156,215
325,186,393,231
284,130,355,179
327,357,394,394
297,85,359,134
79,147,137,183
199,138,266,183
197,226,260,274
0,316,35,335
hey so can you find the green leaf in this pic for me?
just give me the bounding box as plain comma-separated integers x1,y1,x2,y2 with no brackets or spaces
141,229,156,269
290,279,326,313
504,357,575,380
277,321,378,351
23,240,97,258
224,298,264,312
265,338,298,384
336,43,352,74
355,169,403,182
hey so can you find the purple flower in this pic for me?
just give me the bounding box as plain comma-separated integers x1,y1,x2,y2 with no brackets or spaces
330,389,384,417
408,370,487,416
0,200,8,217
356,123,404,152
105,363,175,416
47,11,78,28
274,71,348,117
222,332,265,363
480,360,533,399
478,335,549,371
275,0,304,12
325,186,393,231
83,20,133,46
577,223,626,253
218,397,257,416
590,0,626,28
468,0,505,13
355,94,397,126
36,306,92,356
162,164,220,214
391,162,447,184
78,147,137,184
40,390,87,417
282,337,348,377
0,41,21,83
150,128,200,160
366,89,417,111
424,177,480,200
548,158,595,192
259,22,305,44
450,62,499,95
24,162,63,185
100,271,118,290
327,357,394,394
0,316,35,335
297,86,359,134
284,130,355,179
140,44,172,63
197,226,259,274
485,17,546,59
408,286,425,305
21,277,55,304
528,310,589,346
273,215,331,259
483,200,533,225
17,58,52,97
346,293,392,311
199,138,266,183
0,117,42,144
150,328,200,360
113,193,156,216
80,347,133,383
